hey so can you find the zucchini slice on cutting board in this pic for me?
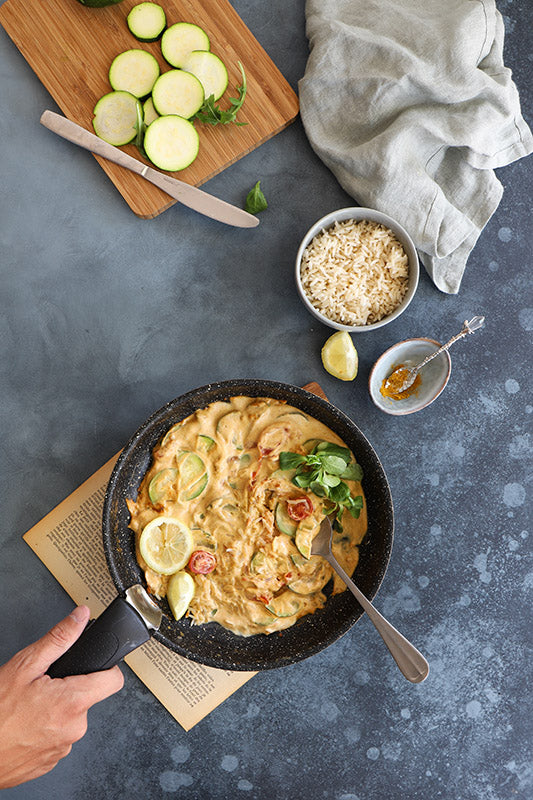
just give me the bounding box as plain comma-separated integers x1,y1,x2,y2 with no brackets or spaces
161,22,210,68
143,114,199,171
76,0,124,6
182,50,228,101
151,69,204,119
92,91,142,145
127,2,167,42
142,96,159,126
109,49,160,98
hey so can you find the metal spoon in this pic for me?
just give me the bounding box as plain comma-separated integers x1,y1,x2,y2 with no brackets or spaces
311,517,429,683
383,315,485,395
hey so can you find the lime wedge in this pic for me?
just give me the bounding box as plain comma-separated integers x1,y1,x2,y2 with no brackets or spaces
139,516,193,575
321,331,358,381
167,570,195,620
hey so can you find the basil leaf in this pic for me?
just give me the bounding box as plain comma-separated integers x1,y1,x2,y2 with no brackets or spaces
329,482,350,503
319,454,348,475
340,462,363,482
310,481,327,497
315,442,351,461
279,452,306,470
245,181,268,214
322,473,341,488
293,472,313,488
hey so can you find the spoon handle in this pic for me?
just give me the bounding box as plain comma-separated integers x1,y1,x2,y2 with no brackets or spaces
325,554,429,683
415,315,485,373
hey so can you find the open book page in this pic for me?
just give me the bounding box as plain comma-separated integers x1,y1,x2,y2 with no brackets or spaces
23,455,255,732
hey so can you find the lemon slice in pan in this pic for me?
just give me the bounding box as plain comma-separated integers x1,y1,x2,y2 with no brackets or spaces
167,571,195,621
139,516,193,575
321,331,358,381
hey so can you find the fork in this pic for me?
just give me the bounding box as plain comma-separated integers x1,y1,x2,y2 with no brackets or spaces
311,517,429,683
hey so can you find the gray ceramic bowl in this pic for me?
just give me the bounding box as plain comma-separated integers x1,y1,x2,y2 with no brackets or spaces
369,338,452,415
295,207,419,332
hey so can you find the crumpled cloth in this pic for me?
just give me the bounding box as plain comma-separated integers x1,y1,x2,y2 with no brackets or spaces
299,0,533,293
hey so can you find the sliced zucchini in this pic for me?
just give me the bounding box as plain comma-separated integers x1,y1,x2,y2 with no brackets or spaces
148,467,178,503
274,502,297,537
143,114,199,171
152,69,204,119
290,553,308,567
127,2,166,42
177,452,208,501
303,438,326,453
142,96,159,126
239,452,252,468
216,410,245,449
182,51,228,102
288,562,328,595
160,422,182,447
250,551,267,573
109,49,160,98
161,22,210,69
249,602,275,627
197,434,215,452
76,0,123,6
295,519,319,560
92,91,142,146
266,591,302,618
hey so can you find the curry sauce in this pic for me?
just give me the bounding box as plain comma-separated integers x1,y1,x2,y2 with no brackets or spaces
126,396,367,636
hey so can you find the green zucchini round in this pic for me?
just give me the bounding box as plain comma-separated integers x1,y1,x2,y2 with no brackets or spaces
76,0,124,7
127,2,166,42
109,49,160,98
144,118,199,171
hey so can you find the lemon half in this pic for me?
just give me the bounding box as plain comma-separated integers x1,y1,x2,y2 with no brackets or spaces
321,331,358,381
139,516,193,575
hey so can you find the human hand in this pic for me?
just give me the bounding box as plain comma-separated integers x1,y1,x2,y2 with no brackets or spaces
0,606,124,789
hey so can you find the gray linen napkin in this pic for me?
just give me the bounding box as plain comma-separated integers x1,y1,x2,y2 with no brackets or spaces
299,0,533,293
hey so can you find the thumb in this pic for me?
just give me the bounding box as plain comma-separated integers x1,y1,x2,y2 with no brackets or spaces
20,606,91,678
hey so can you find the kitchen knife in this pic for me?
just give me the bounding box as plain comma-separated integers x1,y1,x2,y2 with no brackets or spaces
40,110,259,228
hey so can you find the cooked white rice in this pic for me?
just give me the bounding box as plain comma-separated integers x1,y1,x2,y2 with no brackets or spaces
299,219,410,326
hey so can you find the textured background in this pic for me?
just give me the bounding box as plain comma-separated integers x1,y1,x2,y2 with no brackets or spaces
0,0,531,798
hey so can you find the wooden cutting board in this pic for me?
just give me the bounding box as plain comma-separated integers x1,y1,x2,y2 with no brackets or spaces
0,0,299,218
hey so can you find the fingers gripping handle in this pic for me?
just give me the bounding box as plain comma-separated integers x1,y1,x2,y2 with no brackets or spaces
46,597,150,678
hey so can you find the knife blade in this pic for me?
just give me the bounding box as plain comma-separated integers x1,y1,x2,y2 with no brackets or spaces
40,110,259,228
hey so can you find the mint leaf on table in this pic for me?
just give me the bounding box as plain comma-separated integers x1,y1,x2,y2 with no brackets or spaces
244,181,268,214
279,441,364,531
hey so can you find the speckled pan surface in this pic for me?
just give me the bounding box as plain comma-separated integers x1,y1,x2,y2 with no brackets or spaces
102,379,394,671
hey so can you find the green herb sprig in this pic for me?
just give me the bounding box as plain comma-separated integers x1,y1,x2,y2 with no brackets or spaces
279,442,363,531
193,61,248,126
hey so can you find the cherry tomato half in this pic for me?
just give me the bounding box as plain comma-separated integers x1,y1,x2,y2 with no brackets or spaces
188,550,216,574
286,496,314,521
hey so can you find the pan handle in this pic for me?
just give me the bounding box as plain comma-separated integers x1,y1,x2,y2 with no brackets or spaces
46,597,150,678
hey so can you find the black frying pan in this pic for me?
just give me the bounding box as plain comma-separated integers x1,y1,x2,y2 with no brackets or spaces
48,379,394,675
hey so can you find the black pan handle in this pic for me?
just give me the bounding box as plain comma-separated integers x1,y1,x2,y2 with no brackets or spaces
46,597,151,678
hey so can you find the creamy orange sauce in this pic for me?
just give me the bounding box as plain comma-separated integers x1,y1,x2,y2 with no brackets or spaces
126,396,367,636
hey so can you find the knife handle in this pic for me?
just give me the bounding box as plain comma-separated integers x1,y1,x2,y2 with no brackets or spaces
46,597,150,678
40,110,142,174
